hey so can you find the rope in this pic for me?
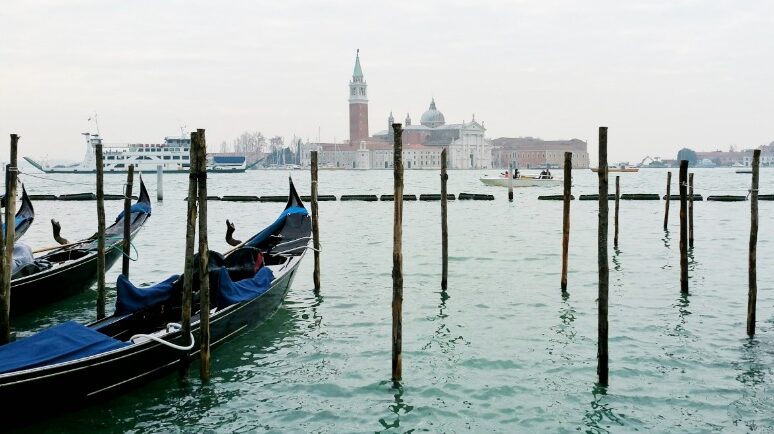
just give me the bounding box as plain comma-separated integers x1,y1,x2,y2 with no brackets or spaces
119,241,139,261
18,170,96,187
130,323,195,351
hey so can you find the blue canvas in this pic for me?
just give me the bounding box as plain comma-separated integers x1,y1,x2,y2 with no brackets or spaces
115,274,180,315
0,321,129,374
217,266,274,307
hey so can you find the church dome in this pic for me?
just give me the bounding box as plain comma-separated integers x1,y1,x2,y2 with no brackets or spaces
420,99,445,128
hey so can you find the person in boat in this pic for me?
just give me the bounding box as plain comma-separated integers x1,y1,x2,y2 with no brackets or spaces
502,170,510,178
513,169,519,179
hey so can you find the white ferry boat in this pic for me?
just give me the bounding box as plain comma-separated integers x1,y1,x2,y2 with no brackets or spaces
25,133,247,173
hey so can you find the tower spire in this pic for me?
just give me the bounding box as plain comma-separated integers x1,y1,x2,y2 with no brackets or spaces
349,49,369,144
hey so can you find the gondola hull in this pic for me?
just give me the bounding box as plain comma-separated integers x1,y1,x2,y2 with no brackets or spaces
0,254,302,416
9,244,124,316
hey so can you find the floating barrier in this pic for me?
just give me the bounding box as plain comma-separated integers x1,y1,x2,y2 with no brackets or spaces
259,196,287,202
458,193,494,200
539,194,574,200
301,195,336,202
419,194,456,201
707,195,747,202
340,194,378,202
579,194,616,200
27,194,58,201
663,194,704,201
380,194,417,201
221,195,260,202
621,193,660,200
58,193,96,201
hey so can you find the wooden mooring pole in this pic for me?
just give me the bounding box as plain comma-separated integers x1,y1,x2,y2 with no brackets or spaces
392,123,404,382
441,148,448,292
508,172,514,201
747,149,760,336
156,165,164,202
561,152,571,292
614,176,620,248
122,165,135,277
0,134,18,344
679,160,688,293
664,171,672,230
597,127,609,386
95,141,107,319
194,129,211,381
311,151,321,291
688,173,694,248
181,132,199,357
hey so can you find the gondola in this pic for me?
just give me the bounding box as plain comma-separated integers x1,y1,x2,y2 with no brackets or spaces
1,184,35,241
9,179,152,316
0,178,311,419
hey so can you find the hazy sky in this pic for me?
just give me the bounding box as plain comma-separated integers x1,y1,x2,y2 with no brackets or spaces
1,0,772,163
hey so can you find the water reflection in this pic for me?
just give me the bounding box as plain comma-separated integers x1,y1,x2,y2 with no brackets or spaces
669,292,691,338
611,247,622,273
736,338,765,387
661,229,671,250
582,383,625,433
422,290,465,355
377,381,414,432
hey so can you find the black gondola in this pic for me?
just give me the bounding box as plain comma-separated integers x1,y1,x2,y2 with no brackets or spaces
9,179,152,316
0,178,311,420
1,184,35,241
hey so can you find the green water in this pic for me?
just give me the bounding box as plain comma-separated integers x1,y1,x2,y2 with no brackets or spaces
8,168,774,433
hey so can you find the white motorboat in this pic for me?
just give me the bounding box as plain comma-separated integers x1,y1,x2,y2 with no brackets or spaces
480,173,562,187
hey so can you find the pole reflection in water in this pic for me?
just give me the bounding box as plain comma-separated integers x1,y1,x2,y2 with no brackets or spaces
377,381,414,432
729,337,773,431
582,383,625,433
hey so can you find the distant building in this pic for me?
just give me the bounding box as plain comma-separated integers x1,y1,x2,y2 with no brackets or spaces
491,137,589,169
302,51,492,169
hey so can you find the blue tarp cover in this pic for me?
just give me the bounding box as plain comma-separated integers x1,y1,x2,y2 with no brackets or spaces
246,206,308,248
0,321,129,374
114,201,152,222
116,274,180,315
217,266,274,307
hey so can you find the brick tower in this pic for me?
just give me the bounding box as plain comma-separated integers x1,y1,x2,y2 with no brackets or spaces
349,49,369,144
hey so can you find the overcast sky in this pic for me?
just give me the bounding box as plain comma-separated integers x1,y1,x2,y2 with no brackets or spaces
1,0,772,163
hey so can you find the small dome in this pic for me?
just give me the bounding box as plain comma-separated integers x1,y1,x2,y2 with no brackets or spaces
420,99,445,128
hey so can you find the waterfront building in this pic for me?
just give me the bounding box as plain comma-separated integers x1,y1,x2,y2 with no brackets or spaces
491,137,590,169
302,51,492,169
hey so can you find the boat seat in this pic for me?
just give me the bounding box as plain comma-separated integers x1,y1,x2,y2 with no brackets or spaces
12,259,53,279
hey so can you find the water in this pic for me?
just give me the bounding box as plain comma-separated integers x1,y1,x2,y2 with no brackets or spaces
8,168,774,433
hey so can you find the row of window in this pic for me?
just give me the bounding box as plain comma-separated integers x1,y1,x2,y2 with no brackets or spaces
135,147,189,153
106,155,188,161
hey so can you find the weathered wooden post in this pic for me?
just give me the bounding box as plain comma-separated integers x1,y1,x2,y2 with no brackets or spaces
311,151,320,291
0,134,18,344
663,171,672,230
688,173,694,248
156,165,164,202
392,123,404,382
181,132,199,357
597,127,609,386
561,152,572,292
194,129,211,381
441,148,448,292
122,165,135,277
679,160,688,293
95,141,107,319
507,172,514,201
747,149,760,336
614,176,620,248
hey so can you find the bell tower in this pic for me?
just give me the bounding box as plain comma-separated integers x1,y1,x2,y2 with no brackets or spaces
349,49,369,144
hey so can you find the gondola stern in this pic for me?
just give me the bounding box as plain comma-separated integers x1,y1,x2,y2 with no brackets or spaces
286,176,305,210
